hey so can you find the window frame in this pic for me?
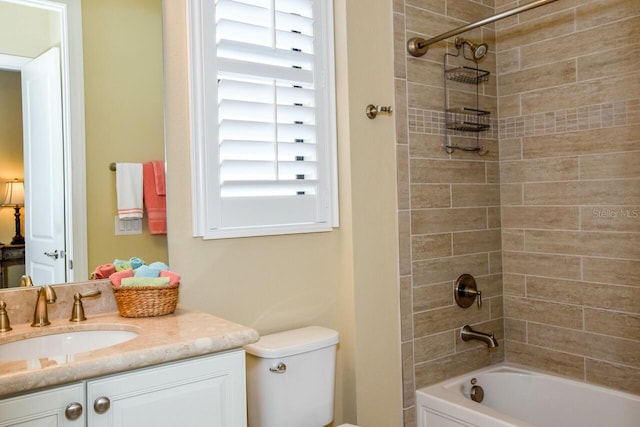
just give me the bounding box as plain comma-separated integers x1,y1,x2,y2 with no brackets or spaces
187,0,338,239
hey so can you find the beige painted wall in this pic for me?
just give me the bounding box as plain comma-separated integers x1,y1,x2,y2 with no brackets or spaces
83,0,167,273
0,70,24,244
162,0,402,425
0,2,58,57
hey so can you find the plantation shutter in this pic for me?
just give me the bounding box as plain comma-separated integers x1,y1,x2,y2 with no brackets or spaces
189,0,337,238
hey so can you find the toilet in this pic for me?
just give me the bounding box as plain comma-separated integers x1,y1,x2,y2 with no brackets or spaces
245,326,355,427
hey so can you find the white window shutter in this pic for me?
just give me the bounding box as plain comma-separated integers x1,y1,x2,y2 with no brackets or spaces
188,0,338,239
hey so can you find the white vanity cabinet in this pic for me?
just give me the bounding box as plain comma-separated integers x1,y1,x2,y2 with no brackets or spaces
87,350,246,427
0,350,247,427
0,383,85,427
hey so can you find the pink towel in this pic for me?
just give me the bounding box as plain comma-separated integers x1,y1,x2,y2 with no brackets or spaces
143,162,167,235
109,269,135,288
152,161,166,196
92,263,116,279
160,270,181,286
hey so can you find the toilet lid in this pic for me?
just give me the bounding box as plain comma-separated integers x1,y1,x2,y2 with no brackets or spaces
244,326,339,358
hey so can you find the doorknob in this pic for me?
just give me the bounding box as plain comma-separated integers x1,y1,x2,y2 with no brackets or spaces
44,250,59,259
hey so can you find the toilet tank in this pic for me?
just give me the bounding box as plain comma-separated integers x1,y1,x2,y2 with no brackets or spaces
244,326,339,427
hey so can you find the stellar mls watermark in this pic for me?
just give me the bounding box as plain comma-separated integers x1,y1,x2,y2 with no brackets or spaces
591,208,639,219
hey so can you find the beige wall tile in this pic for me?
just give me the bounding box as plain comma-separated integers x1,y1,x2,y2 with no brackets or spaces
476,273,503,299
499,59,576,96
504,318,526,342
410,159,486,184
395,79,409,145
412,233,452,260
525,230,640,260
521,16,640,69
523,179,640,206
576,1,640,31
585,309,640,341
500,157,579,183
489,251,502,274
411,207,488,234
505,340,585,380
452,184,500,207
410,184,451,209
397,145,410,209
499,138,522,160
414,304,490,337
504,296,583,329
497,9,575,52
401,342,415,408
413,282,453,312
578,45,639,82
394,14,407,79
496,48,519,75
405,0,445,15
414,331,455,364
407,57,442,87
500,184,523,205
528,322,640,368
409,133,450,159
486,161,500,183
398,210,412,276
581,206,640,232
414,347,493,389
446,0,493,24
413,253,489,286
586,359,640,395
498,93,521,118
407,82,443,110
526,276,640,314
502,206,580,230
488,207,501,229
580,151,640,180
453,229,502,255
503,273,525,296
523,126,640,159
503,251,582,279
582,257,640,287
502,229,524,251
521,74,640,116
400,276,414,342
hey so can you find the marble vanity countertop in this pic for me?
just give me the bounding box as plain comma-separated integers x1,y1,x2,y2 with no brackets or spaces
0,307,259,398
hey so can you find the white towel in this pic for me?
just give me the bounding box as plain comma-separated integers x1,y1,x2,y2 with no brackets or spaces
116,163,143,219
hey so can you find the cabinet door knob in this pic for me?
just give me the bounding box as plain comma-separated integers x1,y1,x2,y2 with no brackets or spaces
94,396,111,414
65,402,83,420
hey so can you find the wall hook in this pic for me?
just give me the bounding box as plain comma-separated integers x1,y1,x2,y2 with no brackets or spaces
366,104,393,119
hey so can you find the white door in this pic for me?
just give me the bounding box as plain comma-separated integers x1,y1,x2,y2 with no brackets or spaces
21,47,66,285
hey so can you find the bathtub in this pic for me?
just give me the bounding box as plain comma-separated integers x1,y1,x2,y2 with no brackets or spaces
416,363,640,427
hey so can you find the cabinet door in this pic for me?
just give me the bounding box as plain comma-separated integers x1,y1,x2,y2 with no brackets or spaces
87,350,246,427
0,383,85,427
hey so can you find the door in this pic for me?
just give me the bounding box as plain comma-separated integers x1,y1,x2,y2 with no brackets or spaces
21,47,66,284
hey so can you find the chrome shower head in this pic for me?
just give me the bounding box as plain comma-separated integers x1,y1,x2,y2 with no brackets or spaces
455,37,489,60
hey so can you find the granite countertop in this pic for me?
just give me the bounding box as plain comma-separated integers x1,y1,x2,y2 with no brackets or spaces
0,281,259,399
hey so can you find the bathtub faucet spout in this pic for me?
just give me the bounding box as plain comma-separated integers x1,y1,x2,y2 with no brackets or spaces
461,325,498,348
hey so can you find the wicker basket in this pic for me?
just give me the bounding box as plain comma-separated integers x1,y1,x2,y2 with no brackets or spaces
112,283,179,318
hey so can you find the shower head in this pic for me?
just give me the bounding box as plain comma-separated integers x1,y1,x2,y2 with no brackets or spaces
455,37,489,60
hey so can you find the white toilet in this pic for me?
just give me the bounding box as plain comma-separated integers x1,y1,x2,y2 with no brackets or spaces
245,326,356,427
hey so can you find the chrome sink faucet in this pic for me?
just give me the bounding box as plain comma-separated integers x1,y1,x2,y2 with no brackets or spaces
31,285,57,327
461,324,499,348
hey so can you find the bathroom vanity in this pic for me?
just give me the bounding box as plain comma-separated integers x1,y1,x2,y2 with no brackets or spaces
0,281,259,427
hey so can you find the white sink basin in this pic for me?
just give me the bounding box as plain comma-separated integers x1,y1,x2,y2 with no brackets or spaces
0,330,139,361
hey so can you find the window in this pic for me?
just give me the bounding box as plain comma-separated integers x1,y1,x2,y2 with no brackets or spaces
188,0,338,239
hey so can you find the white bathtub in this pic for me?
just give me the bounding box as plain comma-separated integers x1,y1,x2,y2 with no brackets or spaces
416,363,640,427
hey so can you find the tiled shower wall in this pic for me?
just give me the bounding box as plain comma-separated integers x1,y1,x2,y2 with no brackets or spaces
394,0,640,426
496,0,640,395
394,0,503,425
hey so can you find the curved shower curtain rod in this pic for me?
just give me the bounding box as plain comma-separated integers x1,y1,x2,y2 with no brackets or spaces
407,0,560,57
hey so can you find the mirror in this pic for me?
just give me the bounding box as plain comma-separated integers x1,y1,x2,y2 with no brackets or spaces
0,0,168,288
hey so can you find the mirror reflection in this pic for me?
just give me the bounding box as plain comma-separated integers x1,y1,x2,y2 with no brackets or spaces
0,0,168,289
